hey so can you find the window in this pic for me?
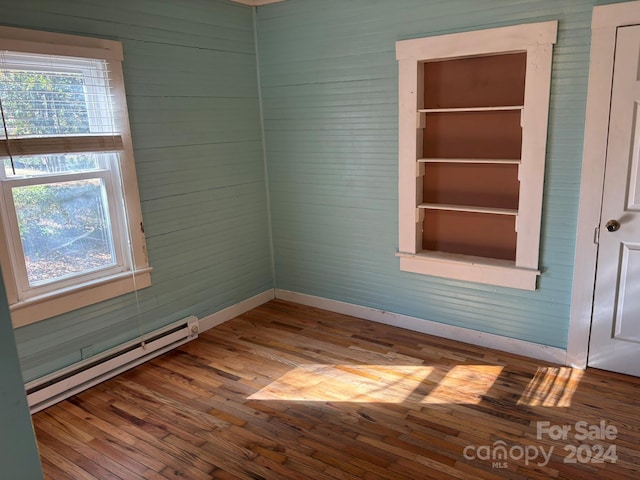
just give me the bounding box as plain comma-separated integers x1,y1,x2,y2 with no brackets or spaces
395,22,557,290
0,27,150,327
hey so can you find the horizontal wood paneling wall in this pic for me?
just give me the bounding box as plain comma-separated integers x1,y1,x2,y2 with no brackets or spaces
0,0,273,382
256,0,630,349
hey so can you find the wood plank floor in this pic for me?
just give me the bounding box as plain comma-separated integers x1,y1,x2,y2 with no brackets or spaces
34,299,640,479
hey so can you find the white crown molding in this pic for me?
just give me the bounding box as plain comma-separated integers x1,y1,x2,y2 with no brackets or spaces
231,0,286,5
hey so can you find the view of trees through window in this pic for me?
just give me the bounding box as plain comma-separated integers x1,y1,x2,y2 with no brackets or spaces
13,179,115,285
1,69,90,136
1,67,117,286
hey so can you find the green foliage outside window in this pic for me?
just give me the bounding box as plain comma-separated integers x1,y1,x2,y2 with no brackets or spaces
1,68,115,284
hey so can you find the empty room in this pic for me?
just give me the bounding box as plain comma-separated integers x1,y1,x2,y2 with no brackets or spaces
1,0,640,478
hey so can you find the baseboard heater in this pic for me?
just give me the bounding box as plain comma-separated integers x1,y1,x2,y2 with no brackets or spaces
26,316,199,414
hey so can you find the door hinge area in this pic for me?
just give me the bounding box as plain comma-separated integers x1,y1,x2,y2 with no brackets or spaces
594,226,600,245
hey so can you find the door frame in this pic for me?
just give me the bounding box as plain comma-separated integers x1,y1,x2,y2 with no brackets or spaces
568,0,640,368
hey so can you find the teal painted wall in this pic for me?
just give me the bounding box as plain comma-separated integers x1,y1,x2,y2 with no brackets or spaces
6,0,634,472
2,0,635,384
0,267,43,479
256,0,632,349
0,0,273,382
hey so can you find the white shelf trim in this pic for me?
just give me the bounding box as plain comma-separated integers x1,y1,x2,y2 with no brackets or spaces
396,21,557,288
418,105,523,113
418,203,518,216
418,158,521,164
396,251,539,291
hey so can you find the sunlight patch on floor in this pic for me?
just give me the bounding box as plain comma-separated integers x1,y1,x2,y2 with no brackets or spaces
248,364,503,404
516,367,584,407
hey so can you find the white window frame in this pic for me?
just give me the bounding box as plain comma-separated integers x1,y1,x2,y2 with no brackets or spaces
395,21,557,290
0,26,151,328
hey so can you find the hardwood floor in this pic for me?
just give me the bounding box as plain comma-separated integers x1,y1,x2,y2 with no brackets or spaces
34,300,640,479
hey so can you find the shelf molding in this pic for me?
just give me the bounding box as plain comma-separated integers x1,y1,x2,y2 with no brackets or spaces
396,251,539,291
396,21,558,61
418,158,521,164
418,203,518,216
418,105,523,113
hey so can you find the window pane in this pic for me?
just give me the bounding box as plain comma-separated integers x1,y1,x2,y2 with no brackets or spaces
0,69,90,136
0,53,113,136
12,179,117,286
3,153,108,177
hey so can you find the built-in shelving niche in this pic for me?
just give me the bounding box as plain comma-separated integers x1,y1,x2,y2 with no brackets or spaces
419,52,526,262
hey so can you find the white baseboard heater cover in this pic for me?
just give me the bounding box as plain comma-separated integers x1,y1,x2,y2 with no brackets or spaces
26,316,199,414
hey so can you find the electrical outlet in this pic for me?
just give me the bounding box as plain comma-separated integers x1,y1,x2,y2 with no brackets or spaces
81,346,94,360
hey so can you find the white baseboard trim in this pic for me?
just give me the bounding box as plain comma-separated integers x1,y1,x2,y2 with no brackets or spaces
275,289,568,365
199,289,275,332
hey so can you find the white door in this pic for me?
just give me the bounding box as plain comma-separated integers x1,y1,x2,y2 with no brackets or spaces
588,25,640,376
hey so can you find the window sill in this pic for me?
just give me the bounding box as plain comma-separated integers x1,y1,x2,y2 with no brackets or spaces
10,268,152,328
397,251,539,290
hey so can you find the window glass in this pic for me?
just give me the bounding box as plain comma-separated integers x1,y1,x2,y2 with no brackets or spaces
0,69,91,136
12,177,116,286
3,153,103,177
0,54,112,137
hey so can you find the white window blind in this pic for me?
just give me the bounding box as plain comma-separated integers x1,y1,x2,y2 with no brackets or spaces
0,51,122,163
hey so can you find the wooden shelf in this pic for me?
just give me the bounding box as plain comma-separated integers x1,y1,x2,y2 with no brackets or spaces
418,203,518,216
418,56,523,262
418,158,521,164
422,109,522,159
418,105,523,113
